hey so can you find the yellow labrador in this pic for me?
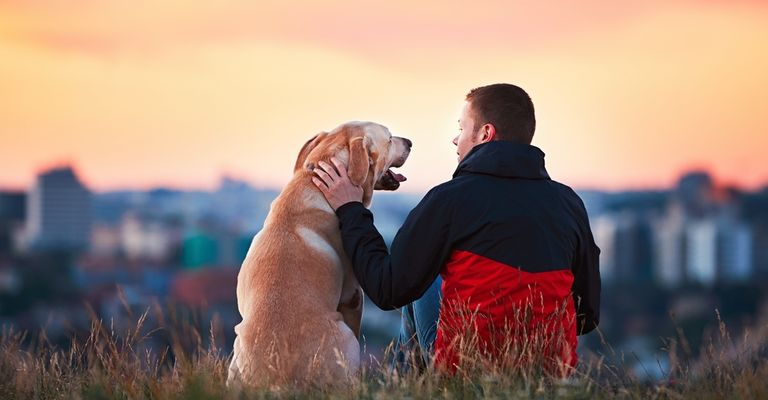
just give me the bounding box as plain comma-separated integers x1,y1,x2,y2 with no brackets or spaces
228,122,411,388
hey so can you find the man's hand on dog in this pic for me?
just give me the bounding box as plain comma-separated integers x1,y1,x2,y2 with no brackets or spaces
313,158,364,211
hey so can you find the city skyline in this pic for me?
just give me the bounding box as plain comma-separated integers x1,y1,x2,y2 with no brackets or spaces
2,1,768,192
1,162,767,195
4,164,767,290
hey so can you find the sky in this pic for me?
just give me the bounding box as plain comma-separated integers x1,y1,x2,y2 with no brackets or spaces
1,0,767,194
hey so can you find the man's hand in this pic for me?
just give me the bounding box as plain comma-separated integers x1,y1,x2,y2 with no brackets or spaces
312,157,364,211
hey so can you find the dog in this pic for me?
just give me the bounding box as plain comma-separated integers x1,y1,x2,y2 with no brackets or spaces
228,121,411,389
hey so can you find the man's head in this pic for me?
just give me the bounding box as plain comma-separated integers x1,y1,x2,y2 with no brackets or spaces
453,83,536,162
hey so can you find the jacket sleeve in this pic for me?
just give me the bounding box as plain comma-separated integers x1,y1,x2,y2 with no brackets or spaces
570,198,601,335
335,188,453,310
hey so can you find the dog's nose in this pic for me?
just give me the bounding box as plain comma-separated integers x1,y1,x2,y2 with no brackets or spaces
402,138,413,149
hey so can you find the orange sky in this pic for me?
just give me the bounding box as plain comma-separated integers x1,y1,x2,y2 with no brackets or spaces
1,1,767,193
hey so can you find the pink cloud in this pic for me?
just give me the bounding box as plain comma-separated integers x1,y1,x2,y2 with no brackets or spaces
5,0,764,57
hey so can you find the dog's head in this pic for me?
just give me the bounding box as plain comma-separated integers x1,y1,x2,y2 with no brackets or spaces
295,121,412,206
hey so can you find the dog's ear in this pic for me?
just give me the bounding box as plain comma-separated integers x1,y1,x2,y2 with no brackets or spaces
294,133,326,172
347,136,370,186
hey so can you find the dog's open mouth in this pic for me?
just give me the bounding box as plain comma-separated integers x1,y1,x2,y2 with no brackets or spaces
375,168,407,191
374,142,410,191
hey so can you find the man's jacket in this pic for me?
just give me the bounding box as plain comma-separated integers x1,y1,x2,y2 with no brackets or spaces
335,141,601,370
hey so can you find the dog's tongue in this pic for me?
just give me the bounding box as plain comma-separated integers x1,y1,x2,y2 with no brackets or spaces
388,169,407,182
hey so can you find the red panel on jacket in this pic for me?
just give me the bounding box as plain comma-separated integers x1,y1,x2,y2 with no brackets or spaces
434,250,577,375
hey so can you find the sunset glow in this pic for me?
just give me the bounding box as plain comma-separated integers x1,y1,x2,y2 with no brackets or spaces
1,1,767,193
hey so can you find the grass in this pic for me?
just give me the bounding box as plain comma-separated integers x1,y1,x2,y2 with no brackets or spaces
1,300,768,399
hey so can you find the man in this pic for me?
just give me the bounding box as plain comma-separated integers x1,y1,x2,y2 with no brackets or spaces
312,83,600,375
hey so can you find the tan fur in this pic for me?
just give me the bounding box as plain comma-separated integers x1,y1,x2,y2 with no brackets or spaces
228,122,410,389
347,136,369,186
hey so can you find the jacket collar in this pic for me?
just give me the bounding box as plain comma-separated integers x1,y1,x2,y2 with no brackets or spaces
452,141,550,180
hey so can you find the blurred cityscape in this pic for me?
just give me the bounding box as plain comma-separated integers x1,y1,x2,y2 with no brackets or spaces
0,166,418,360
1,166,768,374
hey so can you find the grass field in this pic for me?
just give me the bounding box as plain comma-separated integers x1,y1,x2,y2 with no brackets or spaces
1,303,767,400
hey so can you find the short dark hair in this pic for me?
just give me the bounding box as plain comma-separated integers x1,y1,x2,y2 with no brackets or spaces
465,83,536,144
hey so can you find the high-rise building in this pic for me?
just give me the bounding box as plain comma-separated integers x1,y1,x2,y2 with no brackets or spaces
686,219,718,285
683,216,754,285
653,205,687,288
25,166,92,250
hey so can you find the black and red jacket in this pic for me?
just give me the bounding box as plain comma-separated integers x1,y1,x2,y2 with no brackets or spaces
336,141,600,370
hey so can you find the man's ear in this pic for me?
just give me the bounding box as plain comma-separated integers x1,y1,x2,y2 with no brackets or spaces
294,132,326,172
348,136,370,186
480,123,496,143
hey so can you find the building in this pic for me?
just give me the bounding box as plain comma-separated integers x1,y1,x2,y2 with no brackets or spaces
592,215,618,283
653,206,687,288
592,212,654,284
741,190,768,278
0,191,26,256
120,213,178,261
686,219,718,285
676,171,717,218
25,166,92,250
0,192,25,222
717,219,753,282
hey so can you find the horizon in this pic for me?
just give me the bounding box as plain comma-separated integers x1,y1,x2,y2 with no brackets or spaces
1,162,764,195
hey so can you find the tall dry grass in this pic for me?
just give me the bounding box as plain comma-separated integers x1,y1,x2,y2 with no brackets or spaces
1,296,767,399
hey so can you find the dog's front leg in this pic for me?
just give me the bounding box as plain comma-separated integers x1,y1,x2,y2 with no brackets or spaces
337,286,362,338
337,259,363,339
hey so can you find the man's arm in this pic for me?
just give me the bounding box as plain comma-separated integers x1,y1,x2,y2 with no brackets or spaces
571,199,601,335
335,189,452,310
313,158,453,310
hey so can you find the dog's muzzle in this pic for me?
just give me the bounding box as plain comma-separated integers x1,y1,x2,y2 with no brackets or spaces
374,138,411,191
